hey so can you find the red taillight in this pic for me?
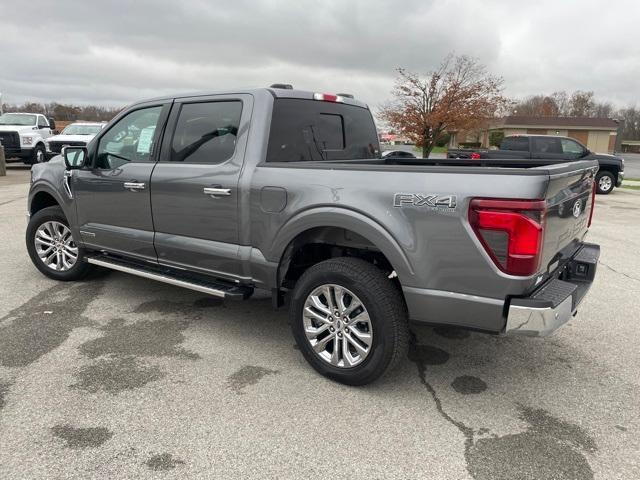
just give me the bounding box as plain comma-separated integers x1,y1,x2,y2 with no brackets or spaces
313,93,343,103
588,180,596,227
470,152,481,160
469,199,547,276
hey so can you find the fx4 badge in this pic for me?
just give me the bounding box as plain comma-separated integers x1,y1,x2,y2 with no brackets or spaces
393,193,457,210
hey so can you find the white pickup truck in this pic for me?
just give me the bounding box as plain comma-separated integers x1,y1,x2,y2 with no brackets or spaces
45,122,105,159
0,112,55,164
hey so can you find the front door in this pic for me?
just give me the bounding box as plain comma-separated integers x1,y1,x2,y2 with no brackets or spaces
37,115,52,140
72,103,170,262
150,94,252,279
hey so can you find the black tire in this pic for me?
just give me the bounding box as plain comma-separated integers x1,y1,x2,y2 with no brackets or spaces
290,257,409,386
26,206,94,281
595,171,615,195
29,144,46,165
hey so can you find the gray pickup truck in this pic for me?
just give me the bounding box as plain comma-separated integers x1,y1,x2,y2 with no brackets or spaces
26,86,601,385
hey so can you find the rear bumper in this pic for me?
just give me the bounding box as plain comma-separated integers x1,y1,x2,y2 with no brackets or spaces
505,242,600,337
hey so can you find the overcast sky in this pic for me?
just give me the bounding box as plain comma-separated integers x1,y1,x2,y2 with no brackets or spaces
1,0,638,112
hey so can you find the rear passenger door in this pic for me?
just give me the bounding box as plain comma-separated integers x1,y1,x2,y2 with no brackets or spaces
150,94,253,279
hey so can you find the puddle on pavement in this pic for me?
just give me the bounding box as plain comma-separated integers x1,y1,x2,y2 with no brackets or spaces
72,356,164,394
226,365,279,395
79,317,199,360
51,424,113,449
451,375,487,395
410,342,597,480
146,453,185,471
0,281,103,368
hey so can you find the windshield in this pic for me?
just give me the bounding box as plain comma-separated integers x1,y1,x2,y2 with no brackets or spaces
0,113,37,126
62,124,103,135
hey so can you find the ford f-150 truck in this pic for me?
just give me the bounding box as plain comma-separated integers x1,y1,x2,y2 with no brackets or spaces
26,86,601,385
447,134,624,194
0,112,56,164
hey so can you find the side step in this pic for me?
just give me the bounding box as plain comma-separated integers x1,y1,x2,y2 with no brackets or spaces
87,256,253,300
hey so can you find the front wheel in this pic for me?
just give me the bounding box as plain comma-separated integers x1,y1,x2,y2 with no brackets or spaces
26,206,94,281
289,257,409,385
29,144,47,165
596,171,615,194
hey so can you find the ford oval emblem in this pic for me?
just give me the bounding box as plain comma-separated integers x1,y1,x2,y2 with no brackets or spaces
572,199,582,218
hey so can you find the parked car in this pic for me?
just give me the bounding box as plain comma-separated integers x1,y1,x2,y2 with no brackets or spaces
0,112,55,164
381,150,416,159
45,122,106,159
447,134,624,194
26,86,600,385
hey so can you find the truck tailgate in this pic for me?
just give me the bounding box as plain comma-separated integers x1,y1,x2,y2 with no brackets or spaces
539,160,599,274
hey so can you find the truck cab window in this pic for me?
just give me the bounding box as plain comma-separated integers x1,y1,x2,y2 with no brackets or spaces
501,137,529,151
267,99,379,162
532,137,563,154
170,101,242,164
96,106,162,169
37,116,49,129
561,138,586,157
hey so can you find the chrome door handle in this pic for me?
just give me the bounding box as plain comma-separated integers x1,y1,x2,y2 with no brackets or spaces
203,187,231,197
124,182,146,191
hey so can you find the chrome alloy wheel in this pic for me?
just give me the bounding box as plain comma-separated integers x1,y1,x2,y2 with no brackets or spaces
598,174,613,192
34,221,78,271
302,284,373,368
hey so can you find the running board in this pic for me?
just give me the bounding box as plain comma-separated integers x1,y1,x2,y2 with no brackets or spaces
87,256,253,300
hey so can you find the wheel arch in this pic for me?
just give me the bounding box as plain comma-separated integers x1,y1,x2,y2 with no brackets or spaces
30,189,61,215
271,207,415,289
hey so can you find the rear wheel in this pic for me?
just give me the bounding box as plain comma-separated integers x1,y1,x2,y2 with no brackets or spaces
26,206,94,281
596,171,615,194
290,257,409,385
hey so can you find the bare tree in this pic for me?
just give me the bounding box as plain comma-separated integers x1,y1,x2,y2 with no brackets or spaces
551,91,570,116
2,101,122,122
568,91,595,117
380,54,510,158
618,107,640,140
593,101,615,118
513,95,559,116
514,90,618,119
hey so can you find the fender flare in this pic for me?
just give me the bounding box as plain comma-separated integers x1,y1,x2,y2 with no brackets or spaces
268,206,415,284
29,181,74,223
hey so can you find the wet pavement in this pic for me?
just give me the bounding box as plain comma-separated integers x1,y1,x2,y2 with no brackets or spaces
0,172,638,479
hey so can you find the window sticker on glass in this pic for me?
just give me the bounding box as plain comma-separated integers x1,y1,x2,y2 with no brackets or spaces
137,126,156,153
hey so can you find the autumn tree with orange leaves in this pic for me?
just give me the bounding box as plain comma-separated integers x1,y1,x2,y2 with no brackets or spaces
380,55,510,158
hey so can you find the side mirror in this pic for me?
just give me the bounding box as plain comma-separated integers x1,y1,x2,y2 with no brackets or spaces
48,117,56,131
63,146,88,169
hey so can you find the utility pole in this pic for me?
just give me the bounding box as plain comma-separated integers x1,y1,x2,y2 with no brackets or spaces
0,92,3,115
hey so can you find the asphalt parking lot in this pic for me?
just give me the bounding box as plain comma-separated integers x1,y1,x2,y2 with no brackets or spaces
1,166,639,479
